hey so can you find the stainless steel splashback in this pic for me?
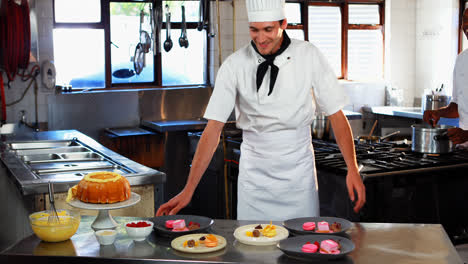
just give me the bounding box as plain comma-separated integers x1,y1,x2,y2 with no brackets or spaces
138,86,213,121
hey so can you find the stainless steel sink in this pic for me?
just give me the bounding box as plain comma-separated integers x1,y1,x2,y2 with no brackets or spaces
21,152,104,164
6,139,134,178
9,140,80,150
60,152,103,160
35,167,134,180
14,146,90,156
21,153,61,162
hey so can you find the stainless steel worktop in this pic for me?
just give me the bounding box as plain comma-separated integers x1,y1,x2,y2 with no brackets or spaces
0,130,166,195
368,106,459,127
0,216,462,264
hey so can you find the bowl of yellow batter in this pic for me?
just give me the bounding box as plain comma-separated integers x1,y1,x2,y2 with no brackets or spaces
29,209,80,242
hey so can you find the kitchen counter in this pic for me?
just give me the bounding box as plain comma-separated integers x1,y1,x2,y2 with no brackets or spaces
368,106,459,127
141,110,362,133
0,130,166,195
0,216,462,264
0,130,166,253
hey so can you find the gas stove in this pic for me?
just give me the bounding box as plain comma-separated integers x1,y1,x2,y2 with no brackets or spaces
312,139,468,178
225,135,468,178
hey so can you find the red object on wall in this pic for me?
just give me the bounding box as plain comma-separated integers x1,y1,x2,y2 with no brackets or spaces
0,74,6,123
0,0,31,82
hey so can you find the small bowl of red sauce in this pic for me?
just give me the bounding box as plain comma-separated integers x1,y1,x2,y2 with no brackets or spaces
125,220,154,241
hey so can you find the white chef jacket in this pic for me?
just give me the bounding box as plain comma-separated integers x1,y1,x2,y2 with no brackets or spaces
204,37,348,220
452,48,468,130
204,38,348,131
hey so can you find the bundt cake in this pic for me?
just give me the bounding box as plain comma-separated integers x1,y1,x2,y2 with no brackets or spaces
66,172,131,204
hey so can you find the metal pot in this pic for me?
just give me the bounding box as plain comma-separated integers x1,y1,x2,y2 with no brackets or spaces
312,113,330,140
422,94,450,111
411,124,454,153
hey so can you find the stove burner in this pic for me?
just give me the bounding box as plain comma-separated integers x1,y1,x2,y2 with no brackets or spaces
312,139,468,176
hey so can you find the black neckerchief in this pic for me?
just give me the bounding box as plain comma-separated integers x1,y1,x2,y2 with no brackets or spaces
251,31,291,96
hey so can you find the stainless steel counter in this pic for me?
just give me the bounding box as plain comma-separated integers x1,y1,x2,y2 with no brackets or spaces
368,106,459,127
0,216,463,264
0,130,166,195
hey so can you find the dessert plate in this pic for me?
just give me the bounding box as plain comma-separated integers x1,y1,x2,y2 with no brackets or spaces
282,216,352,235
233,224,289,246
277,234,354,260
152,215,214,237
171,233,226,253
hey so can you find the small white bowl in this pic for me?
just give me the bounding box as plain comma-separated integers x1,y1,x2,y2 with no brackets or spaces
95,229,117,245
125,220,154,241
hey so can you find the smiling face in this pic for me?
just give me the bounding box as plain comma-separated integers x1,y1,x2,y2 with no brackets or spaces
249,19,288,55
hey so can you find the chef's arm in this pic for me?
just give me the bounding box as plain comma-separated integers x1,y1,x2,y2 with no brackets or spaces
328,110,366,212
433,102,459,118
155,120,225,216
423,102,459,126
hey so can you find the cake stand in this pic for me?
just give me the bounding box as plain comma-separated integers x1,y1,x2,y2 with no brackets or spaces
67,192,141,231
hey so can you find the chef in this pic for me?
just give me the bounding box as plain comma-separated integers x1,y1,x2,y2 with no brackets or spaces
423,8,468,146
156,0,365,220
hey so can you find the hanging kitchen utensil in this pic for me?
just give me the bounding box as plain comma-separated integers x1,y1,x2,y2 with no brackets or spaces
112,68,135,79
153,5,161,53
203,0,209,31
197,0,204,31
197,0,209,31
179,5,189,48
164,5,173,52
133,43,145,75
140,31,151,53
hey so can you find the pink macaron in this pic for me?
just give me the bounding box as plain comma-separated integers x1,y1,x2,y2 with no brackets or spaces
172,219,186,229
165,220,175,229
301,243,318,253
302,222,316,231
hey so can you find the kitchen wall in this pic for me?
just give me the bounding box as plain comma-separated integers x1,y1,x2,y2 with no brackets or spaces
0,0,464,138
414,0,460,105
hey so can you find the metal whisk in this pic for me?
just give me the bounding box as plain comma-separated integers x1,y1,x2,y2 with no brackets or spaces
48,182,60,224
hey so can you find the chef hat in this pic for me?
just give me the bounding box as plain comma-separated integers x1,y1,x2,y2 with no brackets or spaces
246,0,286,22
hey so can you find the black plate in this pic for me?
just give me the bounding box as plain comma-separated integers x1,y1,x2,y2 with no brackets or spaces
282,216,352,235
277,234,354,260
152,215,214,237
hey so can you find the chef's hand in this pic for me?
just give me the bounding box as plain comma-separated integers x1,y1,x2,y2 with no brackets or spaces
423,110,441,127
447,128,468,145
156,190,193,216
346,171,366,213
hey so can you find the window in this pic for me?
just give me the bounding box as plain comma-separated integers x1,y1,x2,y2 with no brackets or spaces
285,3,304,40
285,1,385,81
308,6,342,77
53,0,208,90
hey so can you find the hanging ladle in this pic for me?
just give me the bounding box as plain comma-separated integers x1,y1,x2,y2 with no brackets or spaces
179,5,189,48
163,5,173,52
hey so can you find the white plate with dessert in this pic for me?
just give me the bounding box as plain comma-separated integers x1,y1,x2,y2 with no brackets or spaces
282,216,352,235
277,234,354,260
171,233,227,253
233,223,289,246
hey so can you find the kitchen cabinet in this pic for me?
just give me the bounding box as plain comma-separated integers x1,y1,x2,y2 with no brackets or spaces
99,127,164,169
